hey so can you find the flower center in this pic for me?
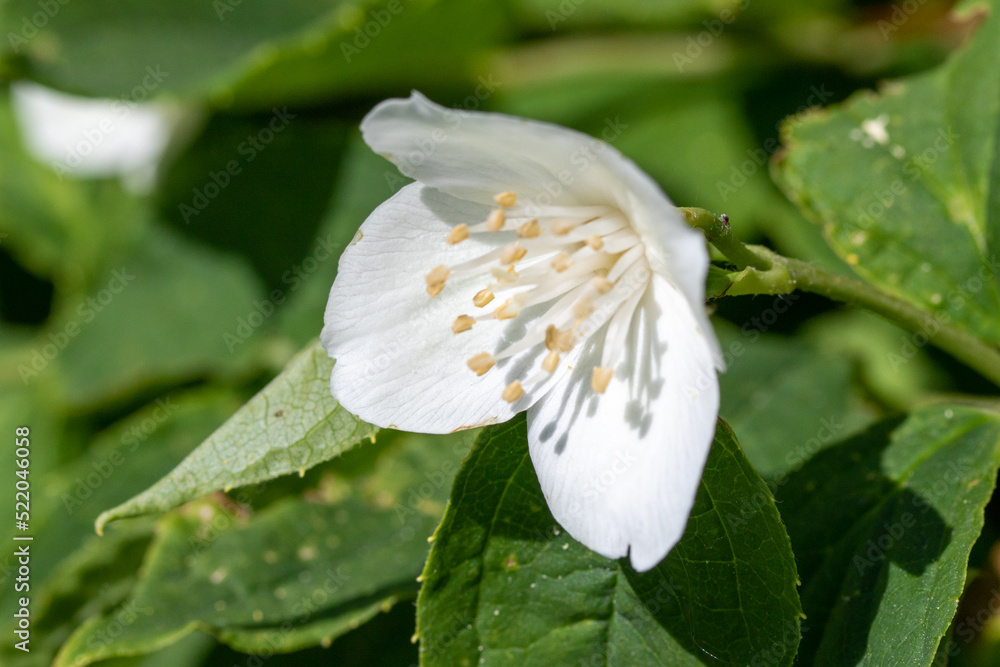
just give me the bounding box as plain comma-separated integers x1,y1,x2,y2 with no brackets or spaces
426,191,650,404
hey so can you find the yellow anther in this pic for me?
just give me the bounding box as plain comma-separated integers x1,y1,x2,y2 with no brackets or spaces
542,351,560,373
486,208,506,232
551,253,572,273
426,265,450,297
494,299,520,320
586,235,604,251
502,380,525,403
545,325,575,352
552,219,575,236
447,224,470,244
494,191,517,208
452,315,475,334
492,266,519,283
467,352,495,376
473,289,495,308
500,242,527,265
592,276,613,294
517,219,541,239
592,367,613,394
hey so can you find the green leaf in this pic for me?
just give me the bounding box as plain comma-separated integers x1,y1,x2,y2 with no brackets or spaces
503,0,848,31
774,5,1000,344
277,132,409,347
715,320,876,479
221,0,512,110
96,339,375,532
776,403,1000,666
417,416,801,666
0,525,154,667
43,224,263,409
0,0,510,109
34,390,241,585
0,92,144,294
60,430,472,666
0,0,337,100
505,0,735,30
154,111,348,293
0,389,238,667
706,264,735,298
800,310,952,411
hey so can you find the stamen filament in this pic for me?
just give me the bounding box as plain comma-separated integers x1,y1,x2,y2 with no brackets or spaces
607,244,646,284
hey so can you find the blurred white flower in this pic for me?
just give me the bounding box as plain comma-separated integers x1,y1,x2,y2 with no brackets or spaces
11,81,175,190
322,92,723,571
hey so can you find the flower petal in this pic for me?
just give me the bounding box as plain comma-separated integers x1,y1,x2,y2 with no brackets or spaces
606,164,724,370
11,81,174,189
361,91,628,208
526,274,719,572
361,92,721,368
322,183,574,433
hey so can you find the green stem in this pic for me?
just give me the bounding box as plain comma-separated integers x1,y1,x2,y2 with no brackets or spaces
681,207,1000,387
756,245,1000,387
680,208,771,271
780,254,1000,387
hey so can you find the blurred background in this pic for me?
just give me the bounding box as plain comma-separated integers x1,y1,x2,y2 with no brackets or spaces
1,0,998,665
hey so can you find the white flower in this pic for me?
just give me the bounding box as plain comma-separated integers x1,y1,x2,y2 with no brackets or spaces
11,82,175,191
322,92,723,572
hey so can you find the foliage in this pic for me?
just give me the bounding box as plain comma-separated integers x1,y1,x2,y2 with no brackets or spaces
3,0,1000,665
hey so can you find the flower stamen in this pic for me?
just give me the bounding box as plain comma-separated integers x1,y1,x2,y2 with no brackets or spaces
494,191,517,208
486,209,506,232
494,299,521,320
592,276,613,294
500,242,527,265
426,265,450,297
447,224,469,244
516,219,541,239
542,351,560,373
432,198,652,404
473,289,495,307
552,219,575,236
545,324,575,352
467,352,495,376
551,253,572,272
591,367,613,393
452,315,475,334
502,380,524,403
492,266,519,283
